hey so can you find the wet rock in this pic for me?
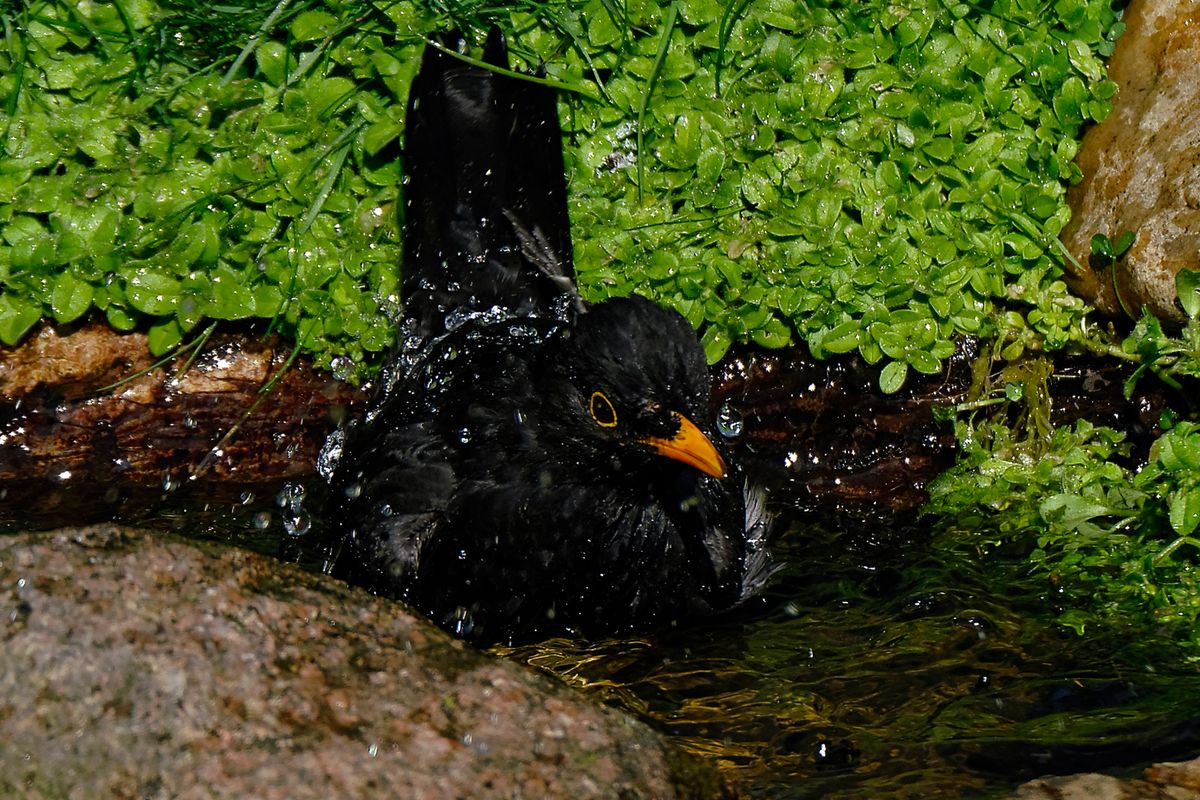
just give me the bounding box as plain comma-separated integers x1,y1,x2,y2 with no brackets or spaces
1015,757,1200,799
1061,0,1200,323
0,525,731,799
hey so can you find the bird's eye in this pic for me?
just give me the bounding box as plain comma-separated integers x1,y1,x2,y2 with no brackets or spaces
589,391,618,428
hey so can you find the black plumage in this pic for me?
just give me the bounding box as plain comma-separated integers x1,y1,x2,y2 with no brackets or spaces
322,30,772,644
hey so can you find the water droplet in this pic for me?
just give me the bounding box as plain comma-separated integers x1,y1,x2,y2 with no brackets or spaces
317,429,344,480
330,356,355,381
239,491,255,505
283,511,311,538
276,482,306,511
252,511,272,530
162,472,180,492
716,401,744,438
344,482,362,499
449,606,475,637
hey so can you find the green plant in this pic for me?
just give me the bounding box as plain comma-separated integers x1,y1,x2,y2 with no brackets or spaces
553,0,1123,383
0,0,421,377
0,0,1124,389
925,417,1200,658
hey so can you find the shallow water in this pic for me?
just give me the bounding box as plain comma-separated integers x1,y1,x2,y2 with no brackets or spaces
488,515,1200,797
10,487,1200,797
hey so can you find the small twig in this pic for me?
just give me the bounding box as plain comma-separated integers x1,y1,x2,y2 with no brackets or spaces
96,322,217,394
426,38,603,101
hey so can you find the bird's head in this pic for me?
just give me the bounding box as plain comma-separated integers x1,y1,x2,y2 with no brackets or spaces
541,295,727,480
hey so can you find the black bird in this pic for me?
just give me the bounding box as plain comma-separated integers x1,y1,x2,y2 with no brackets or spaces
322,30,772,644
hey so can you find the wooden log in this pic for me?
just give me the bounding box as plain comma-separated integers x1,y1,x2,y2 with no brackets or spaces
713,341,973,515
0,322,367,528
715,339,1168,518
0,321,1172,529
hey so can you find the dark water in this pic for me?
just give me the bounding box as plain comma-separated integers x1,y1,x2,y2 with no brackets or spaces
489,516,1200,798
11,485,1200,798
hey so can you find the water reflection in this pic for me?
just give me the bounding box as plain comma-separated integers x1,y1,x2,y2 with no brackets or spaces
497,518,1200,798
6,490,1200,797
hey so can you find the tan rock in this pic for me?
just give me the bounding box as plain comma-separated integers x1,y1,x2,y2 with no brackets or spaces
1015,773,1154,800
1015,757,1200,800
1061,0,1200,323
1147,760,1200,794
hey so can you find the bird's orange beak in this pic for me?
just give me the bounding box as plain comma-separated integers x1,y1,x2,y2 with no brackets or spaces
642,412,727,479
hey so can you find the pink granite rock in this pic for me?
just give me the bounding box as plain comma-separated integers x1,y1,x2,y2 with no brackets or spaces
0,525,731,799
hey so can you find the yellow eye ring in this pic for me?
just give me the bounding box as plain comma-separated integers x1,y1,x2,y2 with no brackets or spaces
589,391,618,428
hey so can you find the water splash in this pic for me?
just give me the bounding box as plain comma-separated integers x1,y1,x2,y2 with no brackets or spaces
316,428,344,481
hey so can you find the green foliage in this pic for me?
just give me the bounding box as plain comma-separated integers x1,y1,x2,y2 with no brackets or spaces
0,0,1122,387
1177,268,1200,320
926,418,1200,658
924,250,1200,660
1113,310,1200,399
0,0,420,376
1089,229,1135,263
551,0,1122,383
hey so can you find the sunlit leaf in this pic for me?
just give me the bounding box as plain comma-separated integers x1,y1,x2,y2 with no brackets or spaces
879,360,907,394
49,271,94,324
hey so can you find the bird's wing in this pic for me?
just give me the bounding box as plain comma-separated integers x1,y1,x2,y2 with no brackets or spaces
405,477,741,641
402,28,578,338
326,419,456,593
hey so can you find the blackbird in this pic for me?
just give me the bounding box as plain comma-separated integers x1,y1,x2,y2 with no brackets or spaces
322,30,772,644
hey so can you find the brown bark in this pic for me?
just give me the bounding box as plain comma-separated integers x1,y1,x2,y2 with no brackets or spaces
714,340,1168,518
0,321,1171,530
0,321,367,529
713,343,973,515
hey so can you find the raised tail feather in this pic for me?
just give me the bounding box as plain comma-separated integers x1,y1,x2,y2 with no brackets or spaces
401,29,579,338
